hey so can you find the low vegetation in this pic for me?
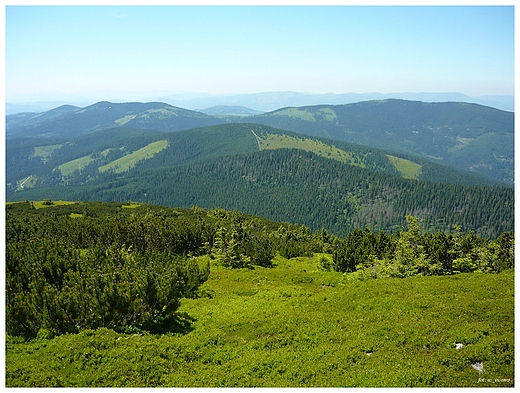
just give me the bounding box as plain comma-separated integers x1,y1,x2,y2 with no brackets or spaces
386,154,422,179
98,140,168,173
5,201,514,387
255,131,365,167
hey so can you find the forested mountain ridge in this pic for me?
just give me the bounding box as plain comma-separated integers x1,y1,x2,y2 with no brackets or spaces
7,123,504,196
241,99,514,185
10,148,513,238
6,101,225,139
6,99,513,184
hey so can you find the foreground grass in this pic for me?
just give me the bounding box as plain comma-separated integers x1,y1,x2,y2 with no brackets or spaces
6,256,514,387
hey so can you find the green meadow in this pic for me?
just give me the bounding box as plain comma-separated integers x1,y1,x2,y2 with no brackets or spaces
57,155,98,177
98,140,168,173
57,148,112,178
257,133,365,167
6,254,514,387
271,107,317,121
32,144,63,162
386,154,422,179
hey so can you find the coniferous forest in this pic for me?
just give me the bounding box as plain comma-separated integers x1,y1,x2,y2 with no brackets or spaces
9,148,514,238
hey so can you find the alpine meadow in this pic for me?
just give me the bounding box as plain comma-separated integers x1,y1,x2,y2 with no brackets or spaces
5,98,514,387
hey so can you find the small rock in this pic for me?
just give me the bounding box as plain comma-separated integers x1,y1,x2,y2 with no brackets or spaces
471,361,484,373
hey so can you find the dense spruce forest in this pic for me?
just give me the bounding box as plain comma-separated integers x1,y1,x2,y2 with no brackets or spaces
7,201,514,340
12,148,513,238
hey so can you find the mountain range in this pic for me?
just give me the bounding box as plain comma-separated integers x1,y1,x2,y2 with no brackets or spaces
6,98,514,238
7,99,513,185
6,91,514,115
158,91,514,113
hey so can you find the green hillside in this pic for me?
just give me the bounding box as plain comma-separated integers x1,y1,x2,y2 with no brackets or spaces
6,99,514,184
7,128,168,192
9,149,513,238
242,100,514,185
6,101,224,139
98,140,168,174
6,202,514,387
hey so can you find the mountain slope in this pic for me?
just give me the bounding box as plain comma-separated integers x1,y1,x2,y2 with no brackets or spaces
6,128,167,192
241,99,514,185
6,99,513,184
6,101,225,139
7,123,503,195
9,148,513,238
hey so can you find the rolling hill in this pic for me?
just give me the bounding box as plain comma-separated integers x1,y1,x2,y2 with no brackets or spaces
6,101,225,139
241,99,514,185
6,99,513,185
7,123,504,195
7,124,513,238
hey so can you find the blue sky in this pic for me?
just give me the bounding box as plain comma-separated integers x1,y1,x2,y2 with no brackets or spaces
5,5,515,103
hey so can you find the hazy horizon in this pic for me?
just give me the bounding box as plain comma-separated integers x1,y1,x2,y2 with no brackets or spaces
6,5,514,104
5,89,515,105
5,90,515,116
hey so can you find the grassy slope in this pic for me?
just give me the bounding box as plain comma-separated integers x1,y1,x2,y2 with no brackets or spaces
256,132,365,168
6,255,514,387
98,140,168,173
386,154,422,179
256,132,427,178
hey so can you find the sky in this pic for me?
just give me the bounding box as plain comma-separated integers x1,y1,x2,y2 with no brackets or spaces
5,4,515,103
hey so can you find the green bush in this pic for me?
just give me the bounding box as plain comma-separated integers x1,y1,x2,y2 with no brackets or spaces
6,239,209,337
333,216,514,278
